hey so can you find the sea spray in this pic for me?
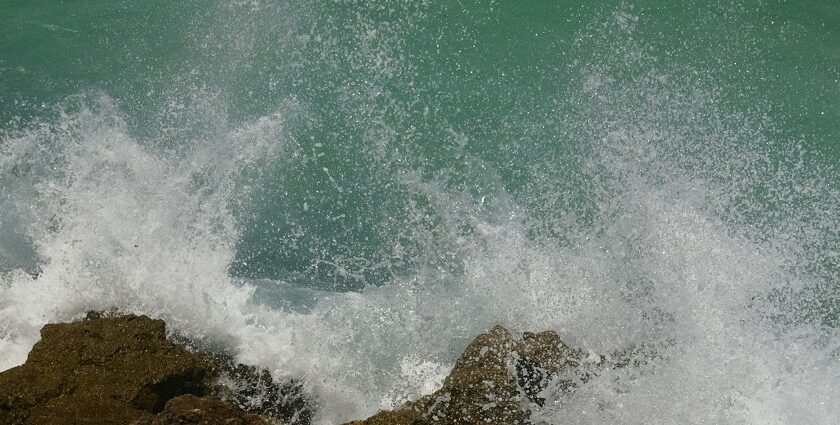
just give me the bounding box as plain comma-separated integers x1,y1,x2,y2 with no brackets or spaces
1,1,839,424
0,93,297,366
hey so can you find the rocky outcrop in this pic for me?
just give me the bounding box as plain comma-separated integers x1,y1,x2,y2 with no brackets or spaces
345,325,602,425
0,314,211,424
0,313,311,425
0,313,604,425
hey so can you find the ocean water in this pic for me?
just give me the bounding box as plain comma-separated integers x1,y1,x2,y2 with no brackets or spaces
1,0,839,423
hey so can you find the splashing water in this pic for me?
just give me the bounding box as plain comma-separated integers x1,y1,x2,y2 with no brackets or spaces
2,2,839,424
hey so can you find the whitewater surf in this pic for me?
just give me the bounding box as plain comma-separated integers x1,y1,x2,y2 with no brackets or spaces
2,1,838,423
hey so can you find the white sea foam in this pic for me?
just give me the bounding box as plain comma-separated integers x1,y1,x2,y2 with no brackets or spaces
1,4,839,425
0,93,293,368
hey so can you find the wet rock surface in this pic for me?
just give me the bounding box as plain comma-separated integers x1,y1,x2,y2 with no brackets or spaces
0,314,602,425
0,314,212,424
212,358,311,425
0,313,310,425
346,325,602,425
130,395,269,425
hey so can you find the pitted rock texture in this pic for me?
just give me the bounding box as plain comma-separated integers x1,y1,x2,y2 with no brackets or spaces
346,325,599,425
0,314,213,424
0,313,310,425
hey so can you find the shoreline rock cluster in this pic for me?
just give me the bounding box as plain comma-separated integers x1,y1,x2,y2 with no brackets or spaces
0,313,310,425
0,314,604,424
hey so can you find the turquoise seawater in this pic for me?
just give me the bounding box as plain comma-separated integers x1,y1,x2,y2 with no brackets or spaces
2,1,839,423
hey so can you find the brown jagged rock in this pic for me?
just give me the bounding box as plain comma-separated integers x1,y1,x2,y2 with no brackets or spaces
343,407,423,425
0,314,213,424
0,313,310,425
417,325,527,424
513,330,597,406
130,394,269,425
346,325,597,425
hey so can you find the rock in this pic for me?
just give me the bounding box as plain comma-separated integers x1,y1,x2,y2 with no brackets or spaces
0,314,605,425
514,330,594,406
0,314,213,424
0,313,311,425
130,395,269,425
346,325,600,425
345,407,423,425
212,358,312,425
419,325,527,424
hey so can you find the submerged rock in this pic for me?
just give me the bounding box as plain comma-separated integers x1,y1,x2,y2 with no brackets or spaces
346,325,600,425
0,313,311,425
